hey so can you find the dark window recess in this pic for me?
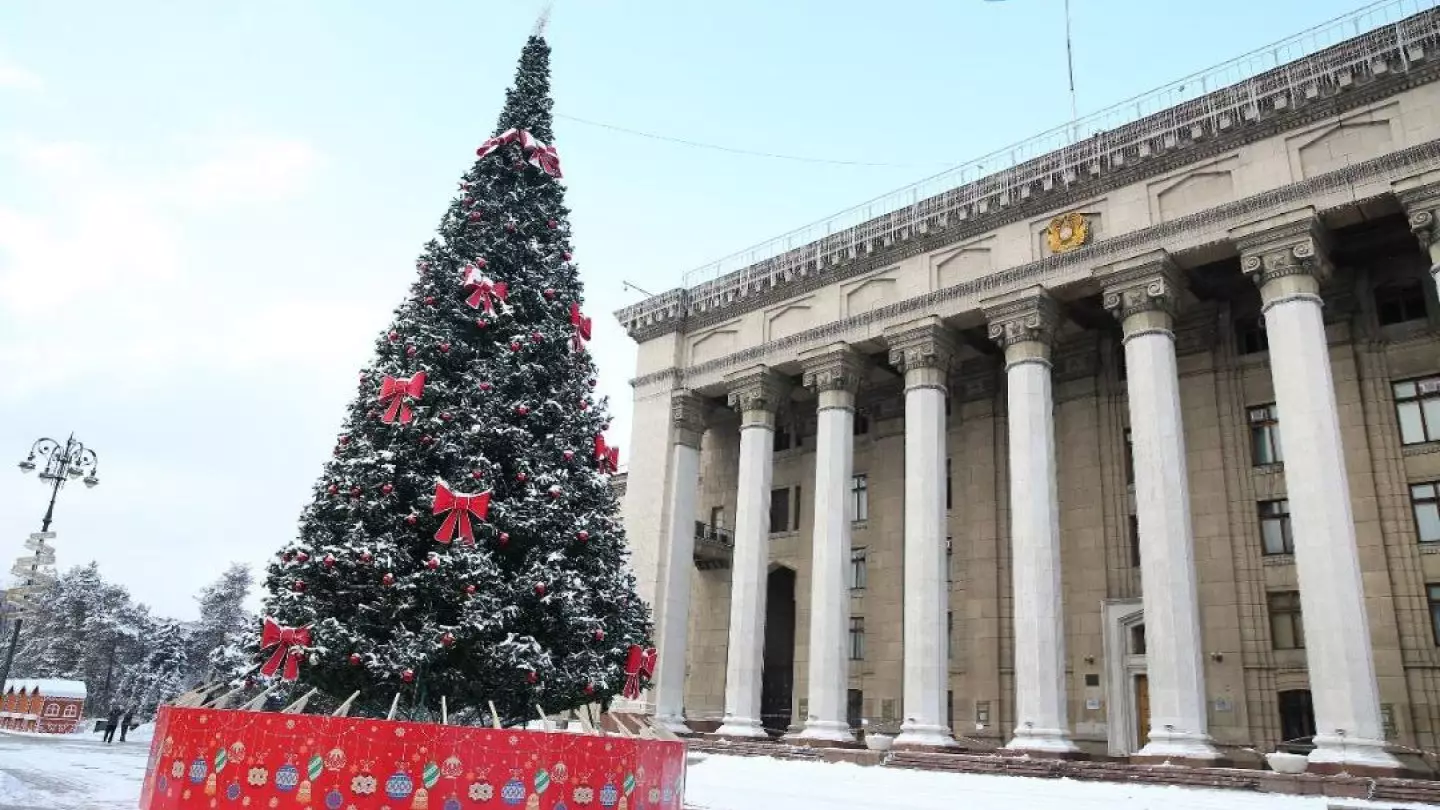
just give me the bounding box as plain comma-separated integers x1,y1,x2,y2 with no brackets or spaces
1130,624,1147,655
846,689,863,730
946,458,953,511
1236,316,1269,355
773,423,794,452
1129,514,1141,568
1259,499,1294,556
853,411,871,435
947,611,954,660
1116,344,1128,381
1084,673,1101,687
1249,404,1283,466
1268,591,1305,650
1278,689,1316,750
792,486,802,531
1376,280,1428,326
1123,428,1135,485
769,488,791,534
848,617,865,661
1429,584,1440,646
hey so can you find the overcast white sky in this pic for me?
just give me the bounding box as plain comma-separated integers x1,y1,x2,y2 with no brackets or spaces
0,0,1377,618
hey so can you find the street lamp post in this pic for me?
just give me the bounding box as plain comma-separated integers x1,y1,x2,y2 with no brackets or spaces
0,435,100,688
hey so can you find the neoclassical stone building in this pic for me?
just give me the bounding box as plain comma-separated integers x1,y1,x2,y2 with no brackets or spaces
616,7,1440,773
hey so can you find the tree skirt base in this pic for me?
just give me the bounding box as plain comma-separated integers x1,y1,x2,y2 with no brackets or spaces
139,705,687,809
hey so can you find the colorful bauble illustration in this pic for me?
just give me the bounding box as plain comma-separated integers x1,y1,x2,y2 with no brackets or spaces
276,762,300,792
204,773,217,797
386,769,416,800
573,784,594,805
170,760,185,780
501,775,526,805
214,747,229,773
247,765,268,787
162,736,175,756
551,762,569,783
440,755,463,779
157,775,170,794
443,797,463,810
351,772,378,796
189,756,208,784
324,747,347,771
226,782,242,801
423,760,441,789
600,782,619,808
623,773,636,796
533,768,550,795
647,787,660,805
413,786,431,809
308,754,324,781
297,780,312,803
229,741,246,761
468,780,494,801
325,787,345,809
526,795,540,810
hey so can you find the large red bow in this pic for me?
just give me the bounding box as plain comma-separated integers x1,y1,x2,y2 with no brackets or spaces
379,372,426,424
433,481,491,545
259,617,311,682
595,434,619,474
475,129,563,178
462,265,508,313
622,644,657,700
570,302,592,353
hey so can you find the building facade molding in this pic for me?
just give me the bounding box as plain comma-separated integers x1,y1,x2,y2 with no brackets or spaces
670,390,709,449
723,366,787,416
984,289,1059,350
884,320,958,375
627,138,1440,392
799,344,866,396
1100,252,1186,323
1232,212,1335,288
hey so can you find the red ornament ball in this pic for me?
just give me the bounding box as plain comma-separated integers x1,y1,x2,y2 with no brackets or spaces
463,197,475,207
420,434,434,446
439,412,452,422
527,670,538,684
405,514,418,526
509,341,521,352
584,683,595,695
578,400,589,411
504,221,517,233
350,486,362,498
438,342,451,353
563,450,575,461
282,553,292,563
593,629,605,642
478,382,492,392
465,584,477,594
516,472,528,483
360,551,374,563
405,345,417,358
543,288,556,300
381,483,394,495
401,669,415,683
562,251,573,261
327,484,339,495
471,470,483,480
547,219,559,229
474,257,488,268
548,486,562,499
515,405,529,416
349,653,362,666
440,632,455,647
467,212,482,222
388,331,399,342
534,582,546,596
530,331,542,343
602,421,612,431
323,554,336,567
476,318,489,329
338,435,351,445
576,530,590,542
296,551,309,563
382,572,395,586
426,556,440,571
424,296,436,306
292,580,306,593
587,378,597,389
498,532,510,545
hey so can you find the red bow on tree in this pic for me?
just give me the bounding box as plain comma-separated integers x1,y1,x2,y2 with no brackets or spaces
259,617,311,682
570,302,592,352
433,481,491,545
595,434,619,474
622,644,657,700
475,129,563,178
462,266,508,313
378,372,427,424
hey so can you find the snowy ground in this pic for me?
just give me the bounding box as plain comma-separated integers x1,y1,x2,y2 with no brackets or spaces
0,730,1434,810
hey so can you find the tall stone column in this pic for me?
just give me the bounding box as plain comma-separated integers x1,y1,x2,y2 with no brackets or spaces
652,390,708,734
1102,255,1219,762
984,289,1077,754
1230,213,1402,773
1397,180,1440,300
885,318,957,748
795,344,864,742
715,366,786,739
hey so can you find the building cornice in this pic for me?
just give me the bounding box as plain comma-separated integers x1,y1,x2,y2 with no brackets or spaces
616,13,1440,342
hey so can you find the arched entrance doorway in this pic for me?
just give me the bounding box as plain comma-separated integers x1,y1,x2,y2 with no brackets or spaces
760,566,796,733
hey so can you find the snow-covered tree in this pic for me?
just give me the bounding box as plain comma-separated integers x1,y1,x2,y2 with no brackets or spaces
260,33,651,723
115,618,191,715
188,563,255,684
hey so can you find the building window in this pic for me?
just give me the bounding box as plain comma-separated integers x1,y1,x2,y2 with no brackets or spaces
62,704,77,718
1249,404,1283,466
1428,585,1440,646
1123,428,1135,485
854,410,870,436
847,689,863,729
43,703,58,717
850,547,867,590
947,611,954,659
849,617,865,661
773,423,794,452
1116,342,1128,381
1268,591,1305,650
1414,483,1440,544
1395,377,1440,445
946,458,953,511
1129,624,1147,655
850,474,869,523
1128,514,1141,567
946,537,953,584
1278,689,1316,748
1259,499,1293,556
1376,279,1428,326
1236,316,1269,355
769,487,798,534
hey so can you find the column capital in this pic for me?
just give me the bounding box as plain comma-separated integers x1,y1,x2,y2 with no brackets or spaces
1393,175,1440,253
1229,211,1332,289
799,343,866,396
670,390,708,449
724,366,787,416
883,318,957,374
1100,251,1185,325
983,288,1058,350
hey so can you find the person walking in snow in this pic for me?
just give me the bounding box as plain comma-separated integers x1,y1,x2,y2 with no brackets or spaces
119,707,134,742
102,707,121,743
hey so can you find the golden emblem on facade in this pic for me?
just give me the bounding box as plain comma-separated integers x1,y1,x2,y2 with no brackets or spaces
1045,212,1089,253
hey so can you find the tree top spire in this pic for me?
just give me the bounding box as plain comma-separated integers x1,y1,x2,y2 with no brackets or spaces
532,1,553,37
493,32,556,144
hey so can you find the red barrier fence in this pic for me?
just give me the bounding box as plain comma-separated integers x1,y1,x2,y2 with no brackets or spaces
139,706,687,810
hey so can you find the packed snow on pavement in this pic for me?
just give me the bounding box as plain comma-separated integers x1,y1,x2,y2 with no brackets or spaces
1,729,1436,810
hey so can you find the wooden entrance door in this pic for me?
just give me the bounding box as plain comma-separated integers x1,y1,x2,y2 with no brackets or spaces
1133,674,1150,751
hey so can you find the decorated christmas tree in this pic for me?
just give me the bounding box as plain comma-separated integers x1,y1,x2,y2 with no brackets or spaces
259,32,651,724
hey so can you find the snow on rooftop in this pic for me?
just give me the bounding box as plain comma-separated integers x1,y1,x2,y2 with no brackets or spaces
3,679,87,699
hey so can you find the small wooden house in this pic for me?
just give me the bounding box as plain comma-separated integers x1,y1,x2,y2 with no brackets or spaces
1,678,87,733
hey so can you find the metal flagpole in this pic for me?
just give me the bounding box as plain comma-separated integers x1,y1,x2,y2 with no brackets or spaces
986,0,1079,127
